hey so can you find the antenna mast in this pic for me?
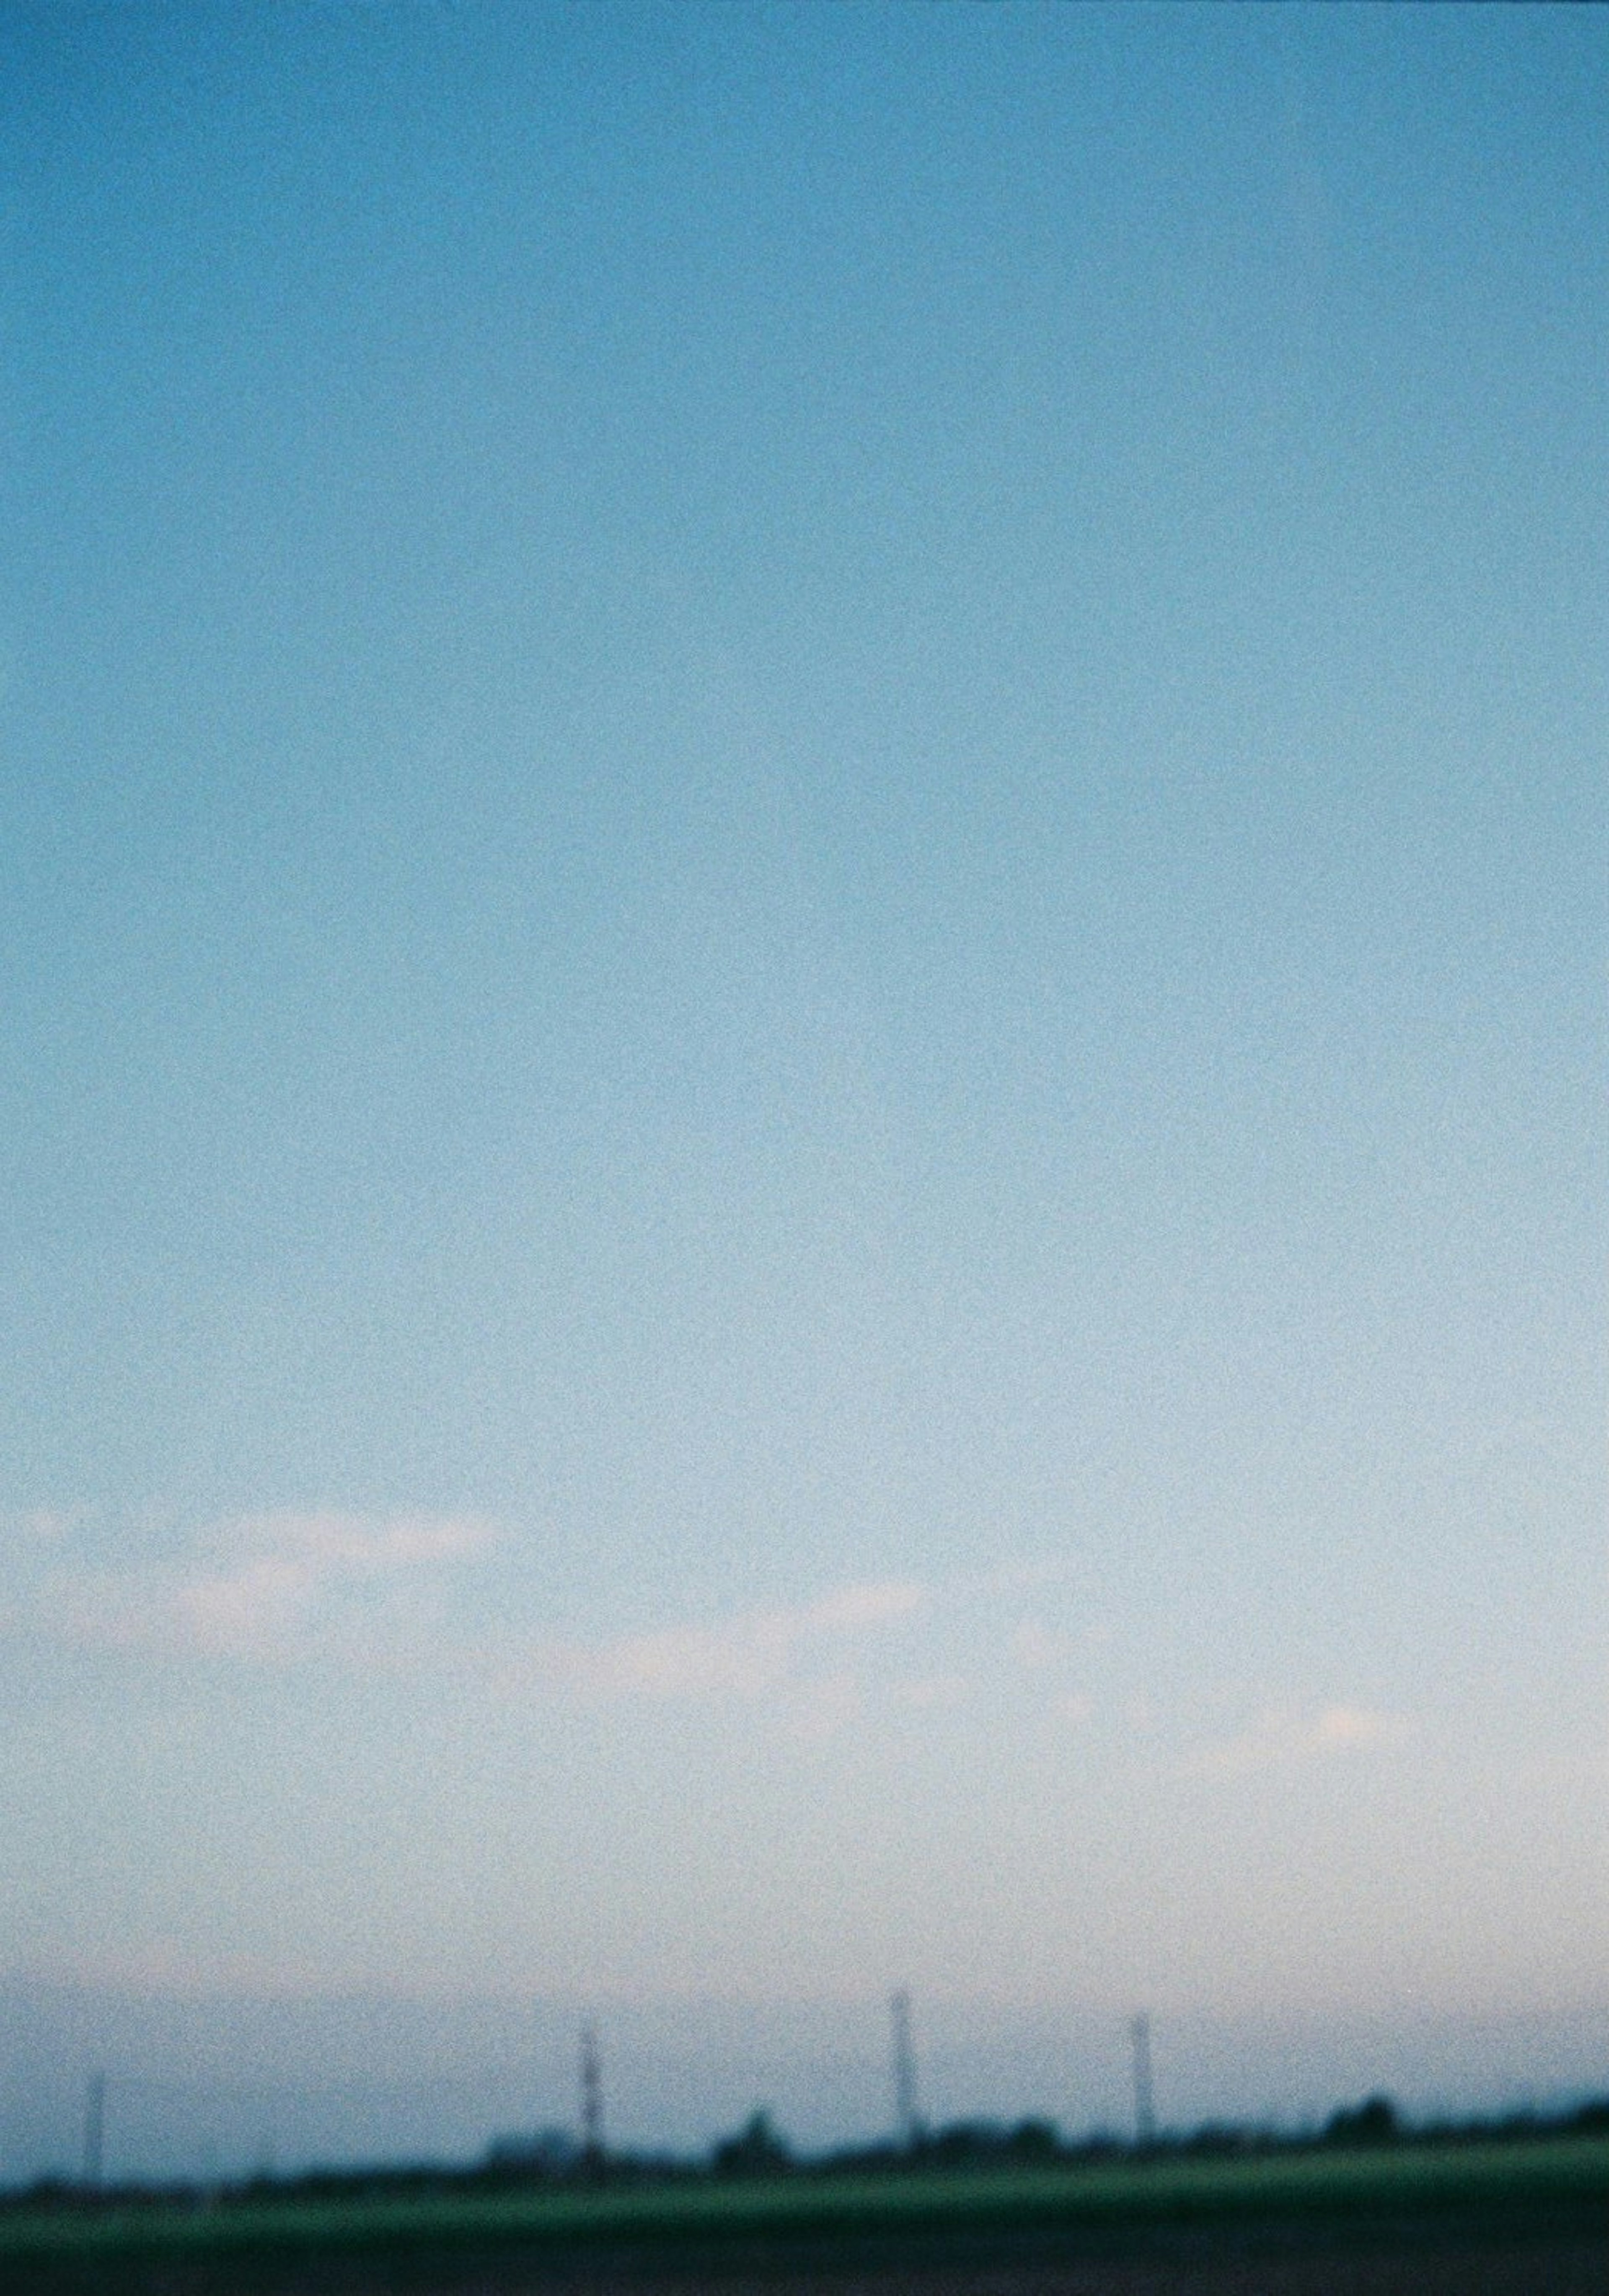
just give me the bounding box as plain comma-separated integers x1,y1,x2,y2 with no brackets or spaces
890,1989,920,2151
580,2020,605,2167
1129,2012,1155,2149
82,2072,106,2190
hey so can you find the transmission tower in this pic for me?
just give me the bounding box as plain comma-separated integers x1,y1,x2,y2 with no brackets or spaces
890,1989,920,2151
579,2019,605,2167
1129,2013,1155,2149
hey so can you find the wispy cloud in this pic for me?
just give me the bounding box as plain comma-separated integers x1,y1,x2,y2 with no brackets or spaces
0,1506,83,1547
890,1673,968,1711
526,1579,926,1704
1012,1618,1078,1671
12,1536,1106,1744
1185,1704,1407,1780
36,1510,494,1661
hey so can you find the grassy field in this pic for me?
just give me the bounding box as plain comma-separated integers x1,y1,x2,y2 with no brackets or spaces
2,2134,1605,2286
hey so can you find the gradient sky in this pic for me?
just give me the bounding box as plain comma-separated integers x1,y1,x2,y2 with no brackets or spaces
1,3,1604,2178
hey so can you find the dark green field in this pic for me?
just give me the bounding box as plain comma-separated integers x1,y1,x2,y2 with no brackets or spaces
2,2136,1605,2292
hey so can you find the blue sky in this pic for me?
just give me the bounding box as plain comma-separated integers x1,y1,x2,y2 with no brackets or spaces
1,3,1604,2177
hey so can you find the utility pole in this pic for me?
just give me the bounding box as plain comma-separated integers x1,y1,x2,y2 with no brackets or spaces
890,1989,920,2152
1129,2013,1155,2151
579,2020,604,2169
82,2072,106,2191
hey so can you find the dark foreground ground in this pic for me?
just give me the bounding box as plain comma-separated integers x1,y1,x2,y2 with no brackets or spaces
4,2216,1605,2296
4,2143,1603,2294
533,2213,1608,2296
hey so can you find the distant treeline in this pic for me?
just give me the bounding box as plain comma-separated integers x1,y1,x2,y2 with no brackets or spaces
7,2093,1608,2211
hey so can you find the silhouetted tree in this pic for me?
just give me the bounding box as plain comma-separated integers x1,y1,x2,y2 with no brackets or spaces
1324,2095,1400,2147
1004,2117,1060,2163
711,2110,792,2178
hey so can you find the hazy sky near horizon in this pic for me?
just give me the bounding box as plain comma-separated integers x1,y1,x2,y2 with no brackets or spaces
1,0,1604,2132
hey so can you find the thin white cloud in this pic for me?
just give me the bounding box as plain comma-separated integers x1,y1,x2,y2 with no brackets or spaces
551,1618,785,1699
890,1674,968,1711
233,1510,489,1572
1013,1618,1078,1670
0,1507,81,1546
520,1579,926,1705
171,1552,324,1654
1185,1704,1407,1780
798,1581,923,1634
36,1511,494,1661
